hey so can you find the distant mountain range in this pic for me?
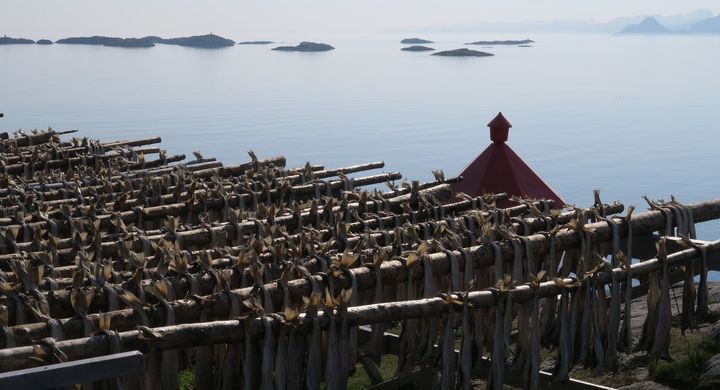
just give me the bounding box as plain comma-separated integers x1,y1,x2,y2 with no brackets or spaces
619,14,720,34
389,9,720,34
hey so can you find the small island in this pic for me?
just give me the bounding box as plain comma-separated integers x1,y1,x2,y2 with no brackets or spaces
104,38,155,48
55,34,235,48
466,39,534,45
36,39,53,45
0,36,35,45
272,41,334,52
56,36,123,45
517,44,533,47
432,48,494,57
160,34,235,48
237,41,274,45
401,45,435,52
401,38,433,44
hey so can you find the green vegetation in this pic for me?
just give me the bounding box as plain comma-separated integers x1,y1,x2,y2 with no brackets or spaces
650,333,719,389
178,368,194,389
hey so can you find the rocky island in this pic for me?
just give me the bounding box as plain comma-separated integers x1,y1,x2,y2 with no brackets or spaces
0,36,35,45
432,48,494,57
55,34,234,48
35,39,53,45
272,41,334,52
401,37,433,44
160,34,235,48
401,45,435,52
466,39,534,45
237,41,274,45
56,36,123,45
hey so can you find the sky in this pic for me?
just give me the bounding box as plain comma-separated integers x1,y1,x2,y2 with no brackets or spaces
1,0,719,38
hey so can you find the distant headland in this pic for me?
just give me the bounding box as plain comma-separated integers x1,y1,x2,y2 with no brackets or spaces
619,14,720,34
432,48,494,57
401,38,434,44
272,42,334,52
466,39,534,45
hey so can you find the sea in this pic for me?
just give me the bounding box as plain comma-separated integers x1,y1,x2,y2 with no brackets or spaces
1,33,719,239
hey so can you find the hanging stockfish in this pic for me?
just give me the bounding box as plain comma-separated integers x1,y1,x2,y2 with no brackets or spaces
589,268,606,376
260,314,275,390
552,280,573,382
366,249,387,365
618,206,634,354
440,294,460,390
284,306,303,390
458,293,474,390
509,237,531,378
190,297,217,389
145,281,179,390
335,251,360,382
489,275,512,390
540,226,560,346
418,242,442,365
650,238,672,362
323,287,341,390
396,244,423,374
695,242,710,320
304,276,323,390
599,218,621,369
243,298,263,390
528,271,545,390
637,268,660,353
220,289,243,390
116,288,160,390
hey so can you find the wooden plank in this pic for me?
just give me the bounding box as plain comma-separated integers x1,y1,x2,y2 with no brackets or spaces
0,350,143,390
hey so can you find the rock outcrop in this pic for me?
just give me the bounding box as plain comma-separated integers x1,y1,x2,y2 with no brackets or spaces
432,48,493,57
401,45,434,52
272,42,334,52
401,38,433,44
159,34,235,48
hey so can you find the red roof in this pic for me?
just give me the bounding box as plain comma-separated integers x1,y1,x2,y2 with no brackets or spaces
451,113,565,207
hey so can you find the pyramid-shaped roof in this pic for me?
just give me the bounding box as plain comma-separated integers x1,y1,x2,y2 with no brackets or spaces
451,113,565,207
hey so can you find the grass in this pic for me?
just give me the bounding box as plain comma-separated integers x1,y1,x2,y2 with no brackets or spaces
650,333,719,389
178,368,194,389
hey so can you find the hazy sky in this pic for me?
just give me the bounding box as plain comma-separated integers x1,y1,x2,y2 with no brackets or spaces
1,0,719,38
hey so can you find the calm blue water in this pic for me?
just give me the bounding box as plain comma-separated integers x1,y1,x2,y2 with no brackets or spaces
1,33,719,238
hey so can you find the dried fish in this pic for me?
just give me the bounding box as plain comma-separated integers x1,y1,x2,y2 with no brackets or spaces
440,296,458,390
489,277,510,390
618,206,634,353
553,287,571,382
458,295,473,390
650,239,672,361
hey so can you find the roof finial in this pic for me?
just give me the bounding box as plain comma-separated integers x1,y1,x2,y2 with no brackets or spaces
487,112,512,143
